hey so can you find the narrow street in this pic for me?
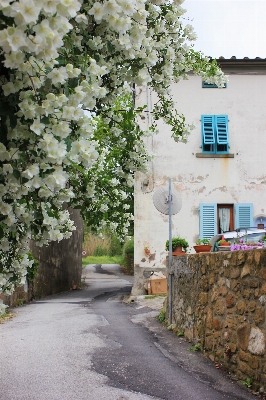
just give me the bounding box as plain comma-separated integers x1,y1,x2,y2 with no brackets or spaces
0,264,257,400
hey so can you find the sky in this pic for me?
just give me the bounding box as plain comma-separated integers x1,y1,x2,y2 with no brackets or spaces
183,0,266,59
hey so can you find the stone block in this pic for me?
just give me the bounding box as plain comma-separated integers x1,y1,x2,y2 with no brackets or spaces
199,292,208,306
255,251,261,265
218,287,227,296
242,289,252,299
238,349,251,362
209,272,215,285
236,300,246,315
261,283,266,294
241,265,251,278
238,361,254,377
237,323,250,350
249,301,257,312
250,356,259,370
230,268,240,279
206,308,213,330
213,318,221,330
225,315,237,329
249,278,260,288
205,336,215,350
217,277,225,287
248,327,265,355
261,267,266,280
254,307,265,325
226,293,235,308
211,288,218,303
231,280,240,292
223,329,232,342
199,276,209,291
214,298,225,316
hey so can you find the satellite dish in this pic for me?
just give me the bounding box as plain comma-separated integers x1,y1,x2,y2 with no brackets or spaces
153,185,182,215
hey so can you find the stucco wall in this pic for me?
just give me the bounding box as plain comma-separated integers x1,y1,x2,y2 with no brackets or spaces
133,64,266,295
30,208,83,298
170,249,266,391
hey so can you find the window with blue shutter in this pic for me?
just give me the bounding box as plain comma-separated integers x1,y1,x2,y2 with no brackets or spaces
201,115,229,154
199,203,217,239
235,204,253,229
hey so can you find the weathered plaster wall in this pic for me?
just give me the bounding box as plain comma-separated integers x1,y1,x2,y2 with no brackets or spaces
133,69,266,294
170,249,266,391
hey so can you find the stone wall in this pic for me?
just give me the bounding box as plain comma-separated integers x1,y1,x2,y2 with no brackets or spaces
2,208,83,307
0,282,33,307
170,249,266,391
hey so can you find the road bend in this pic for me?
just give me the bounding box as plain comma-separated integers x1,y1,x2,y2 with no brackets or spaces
0,264,257,400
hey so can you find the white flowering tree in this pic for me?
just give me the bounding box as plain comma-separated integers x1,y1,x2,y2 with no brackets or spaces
0,0,226,298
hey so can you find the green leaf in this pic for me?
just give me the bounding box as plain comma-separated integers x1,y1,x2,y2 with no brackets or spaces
69,77,79,88
13,169,20,180
40,116,50,124
9,114,17,129
107,42,115,53
0,225,4,240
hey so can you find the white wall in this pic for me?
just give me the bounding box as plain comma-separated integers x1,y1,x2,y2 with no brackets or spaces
134,73,266,279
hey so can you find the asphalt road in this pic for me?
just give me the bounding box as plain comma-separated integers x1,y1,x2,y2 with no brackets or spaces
0,264,257,400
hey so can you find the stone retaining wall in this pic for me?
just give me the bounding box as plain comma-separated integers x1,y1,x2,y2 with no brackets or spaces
170,249,266,391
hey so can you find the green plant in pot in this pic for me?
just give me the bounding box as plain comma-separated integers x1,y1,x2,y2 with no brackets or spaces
218,239,230,246
194,238,212,253
165,237,189,253
196,238,210,245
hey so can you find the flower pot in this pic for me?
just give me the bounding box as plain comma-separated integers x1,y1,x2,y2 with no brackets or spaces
145,249,150,255
219,242,230,246
193,245,212,253
172,246,186,256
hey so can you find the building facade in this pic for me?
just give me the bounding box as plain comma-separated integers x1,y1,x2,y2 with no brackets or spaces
132,58,266,295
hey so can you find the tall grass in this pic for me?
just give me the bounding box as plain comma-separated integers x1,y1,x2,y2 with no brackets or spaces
83,232,111,256
82,228,123,256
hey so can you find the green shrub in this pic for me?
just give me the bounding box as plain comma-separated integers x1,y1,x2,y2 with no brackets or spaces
123,236,134,254
109,235,123,256
94,245,108,256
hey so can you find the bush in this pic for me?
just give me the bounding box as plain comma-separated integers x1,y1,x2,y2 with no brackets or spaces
122,237,134,275
109,235,123,256
94,245,108,256
123,236,134,255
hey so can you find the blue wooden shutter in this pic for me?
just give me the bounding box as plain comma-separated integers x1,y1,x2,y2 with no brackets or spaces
199,203,217,239
202,115,215,144
215,115,228,144
235,204,253,229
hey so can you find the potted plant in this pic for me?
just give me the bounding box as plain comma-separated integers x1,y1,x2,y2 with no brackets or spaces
165,237,189,255
218,239,230,246
144,245,150,255
193,238,212,253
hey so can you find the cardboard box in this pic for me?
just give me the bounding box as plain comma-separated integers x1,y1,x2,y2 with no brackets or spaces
147,277,167,295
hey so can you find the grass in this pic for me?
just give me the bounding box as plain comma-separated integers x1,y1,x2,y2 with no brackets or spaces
157,309,166,323
240,377,253,388
0,309,13,323
188,344,201,352
82,255,124,266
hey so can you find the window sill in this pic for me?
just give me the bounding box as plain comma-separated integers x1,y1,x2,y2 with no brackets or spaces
196,153,234,158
